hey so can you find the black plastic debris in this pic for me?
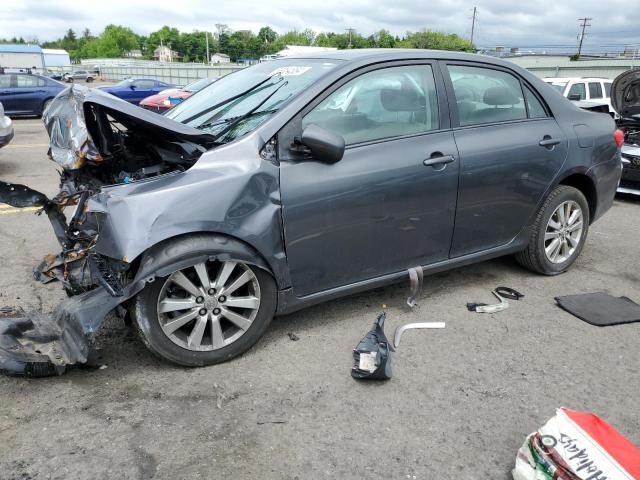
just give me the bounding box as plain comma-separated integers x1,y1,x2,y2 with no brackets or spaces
555,292,640,326
351,312,393,380
467,286,524,313
0,181,48,208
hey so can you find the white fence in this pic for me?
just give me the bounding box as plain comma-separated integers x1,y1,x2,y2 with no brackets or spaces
97,64,245,85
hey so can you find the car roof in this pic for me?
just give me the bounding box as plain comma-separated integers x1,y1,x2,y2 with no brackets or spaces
280,48,520,68
544,77,612,82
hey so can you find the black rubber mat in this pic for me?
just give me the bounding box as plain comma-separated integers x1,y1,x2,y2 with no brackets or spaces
555,292,640,326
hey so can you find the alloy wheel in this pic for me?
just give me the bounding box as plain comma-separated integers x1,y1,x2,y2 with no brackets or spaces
156,260,261,351
544,200,584,264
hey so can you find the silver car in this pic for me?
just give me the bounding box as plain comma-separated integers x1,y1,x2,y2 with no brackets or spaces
64,70,95,83
0,102,13,148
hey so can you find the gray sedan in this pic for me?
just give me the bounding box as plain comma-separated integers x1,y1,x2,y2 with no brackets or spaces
0,50,622,375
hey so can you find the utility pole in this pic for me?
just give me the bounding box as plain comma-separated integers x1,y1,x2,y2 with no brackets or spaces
470,6,477,45
205,31,210,64
576,17,592,57
346,28,355,49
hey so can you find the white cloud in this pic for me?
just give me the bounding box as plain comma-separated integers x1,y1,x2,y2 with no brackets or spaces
0,0,638,51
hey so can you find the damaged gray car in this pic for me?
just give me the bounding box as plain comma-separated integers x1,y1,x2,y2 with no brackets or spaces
0,50,621,376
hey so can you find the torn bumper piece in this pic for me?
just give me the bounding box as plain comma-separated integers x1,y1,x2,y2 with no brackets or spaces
0,288,118,377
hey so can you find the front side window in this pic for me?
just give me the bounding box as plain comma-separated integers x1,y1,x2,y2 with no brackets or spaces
303,65,439,145
449,65,527,126
588,82,603,99
568,82,586,100
0,74,11,88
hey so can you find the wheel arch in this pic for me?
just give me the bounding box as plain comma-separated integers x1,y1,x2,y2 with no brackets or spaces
126,231,279,290
557,172,598,223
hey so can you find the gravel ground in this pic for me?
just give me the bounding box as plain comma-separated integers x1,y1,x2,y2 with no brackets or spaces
0,118,638,480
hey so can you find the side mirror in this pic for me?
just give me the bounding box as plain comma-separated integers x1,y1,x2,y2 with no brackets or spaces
300,124,345,164
130,85,136,90
567,94,582,101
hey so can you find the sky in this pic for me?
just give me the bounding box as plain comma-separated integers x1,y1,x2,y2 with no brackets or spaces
1,0,639,53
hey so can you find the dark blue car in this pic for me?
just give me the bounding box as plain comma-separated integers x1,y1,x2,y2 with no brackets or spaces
0,73,65,116
98,78,176,105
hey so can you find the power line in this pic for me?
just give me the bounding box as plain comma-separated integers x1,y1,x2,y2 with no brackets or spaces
577,17,592,57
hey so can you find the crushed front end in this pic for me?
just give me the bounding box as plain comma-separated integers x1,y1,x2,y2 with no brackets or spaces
0,85,215,376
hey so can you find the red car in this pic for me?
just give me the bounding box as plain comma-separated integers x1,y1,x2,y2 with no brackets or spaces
139,78,215,112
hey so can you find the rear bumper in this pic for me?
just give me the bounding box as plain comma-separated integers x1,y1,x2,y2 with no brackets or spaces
618,147,640,195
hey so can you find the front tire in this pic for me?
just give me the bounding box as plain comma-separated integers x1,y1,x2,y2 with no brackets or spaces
133,254,276,367
86,77,93,83
516,185,589,275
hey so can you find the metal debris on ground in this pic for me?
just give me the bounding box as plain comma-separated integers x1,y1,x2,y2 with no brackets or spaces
467,287,524,314
513,407,640,480
393,321,445,349
351,312,393,380
287,332,300,341
406,267,424,308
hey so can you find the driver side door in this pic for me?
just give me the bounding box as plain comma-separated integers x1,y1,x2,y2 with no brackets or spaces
279,62,460,297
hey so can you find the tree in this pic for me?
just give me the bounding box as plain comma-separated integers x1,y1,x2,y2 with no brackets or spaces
96,25,138,57
258,26,277,44
402,30,473,52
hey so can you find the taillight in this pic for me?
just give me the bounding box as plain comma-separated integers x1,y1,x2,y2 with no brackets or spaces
614,129,625,148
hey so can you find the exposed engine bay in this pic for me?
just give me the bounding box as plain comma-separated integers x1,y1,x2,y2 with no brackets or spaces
0,85,217,376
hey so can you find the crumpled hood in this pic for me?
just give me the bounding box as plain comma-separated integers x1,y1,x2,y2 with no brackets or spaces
43,84,216,171
611,68,640,119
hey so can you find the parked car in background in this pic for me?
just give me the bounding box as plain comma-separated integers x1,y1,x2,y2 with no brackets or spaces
44,71,64,81
0,72,65,116
610,69,640,195
63,70,95,83
545,77,615,116
140,78,216,112
0,102,13,148
0,50,622,374
98,78,176,105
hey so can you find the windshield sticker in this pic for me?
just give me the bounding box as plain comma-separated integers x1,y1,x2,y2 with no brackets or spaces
268,66,312,77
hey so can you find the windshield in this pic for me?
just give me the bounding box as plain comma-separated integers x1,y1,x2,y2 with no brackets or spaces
167,59,341,142
546,81,568,93
183,78,213,93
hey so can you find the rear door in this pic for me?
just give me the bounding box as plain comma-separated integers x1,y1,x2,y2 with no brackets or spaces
4,74,46,115
0,74,16,113
443,62,568,257
280,61,460,296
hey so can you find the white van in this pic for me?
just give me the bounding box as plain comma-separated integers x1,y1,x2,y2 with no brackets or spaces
544,77,615,116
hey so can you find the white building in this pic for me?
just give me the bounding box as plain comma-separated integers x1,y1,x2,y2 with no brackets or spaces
0,44,44,70
42,48,71,68
153,45,181,63
210,53,231,64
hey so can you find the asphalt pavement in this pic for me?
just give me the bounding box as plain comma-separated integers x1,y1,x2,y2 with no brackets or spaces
0,118,638,480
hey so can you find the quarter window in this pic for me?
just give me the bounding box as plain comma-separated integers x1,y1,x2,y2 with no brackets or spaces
302,65,439,145
567,82,586,100
524,85,548,118
604,82,612,98
588,82,603,99
448,65,526,126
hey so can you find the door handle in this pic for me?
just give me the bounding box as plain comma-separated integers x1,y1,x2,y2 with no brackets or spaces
539,136,561,148
423,154,455,168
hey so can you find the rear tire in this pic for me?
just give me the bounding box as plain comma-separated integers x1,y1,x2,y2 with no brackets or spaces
132,242,277,367
86,77,93,83
516,185,589,275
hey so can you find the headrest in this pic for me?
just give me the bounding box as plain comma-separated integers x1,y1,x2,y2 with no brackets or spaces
380,87,425,112
483,86,519,106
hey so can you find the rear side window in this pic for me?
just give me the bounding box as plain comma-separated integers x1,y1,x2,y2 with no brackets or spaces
303,65,440,145
604,82,612,98
133,80,155,89
16,75,43,87
448,65,526,126
588,82,603,99
568,82,586,100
